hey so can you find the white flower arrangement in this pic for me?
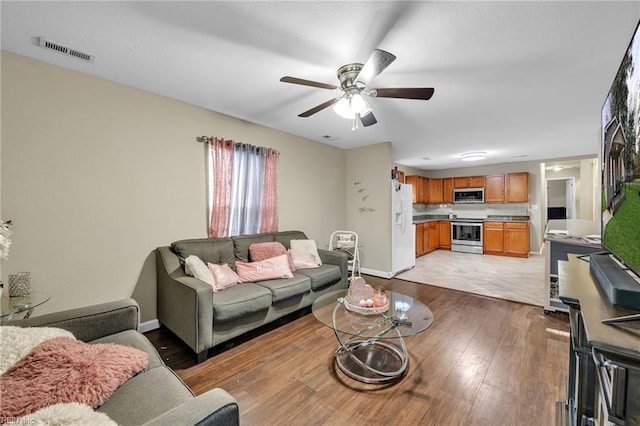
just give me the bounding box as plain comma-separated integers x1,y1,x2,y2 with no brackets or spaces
0,220,13,262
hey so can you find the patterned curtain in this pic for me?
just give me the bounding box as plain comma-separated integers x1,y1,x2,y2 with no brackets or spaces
207,137,279,237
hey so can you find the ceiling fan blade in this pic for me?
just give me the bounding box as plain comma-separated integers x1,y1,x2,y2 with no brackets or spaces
280,76,337,90
298,98,340,117
373,88,434,100
355,49,396,86
360,112,377,127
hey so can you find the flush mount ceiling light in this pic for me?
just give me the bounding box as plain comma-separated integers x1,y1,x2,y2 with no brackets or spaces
460,151,487,162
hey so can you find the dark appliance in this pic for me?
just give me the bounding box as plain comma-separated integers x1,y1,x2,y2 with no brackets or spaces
453,188,484,204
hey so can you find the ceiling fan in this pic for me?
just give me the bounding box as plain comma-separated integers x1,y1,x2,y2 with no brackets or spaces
280,49,434,129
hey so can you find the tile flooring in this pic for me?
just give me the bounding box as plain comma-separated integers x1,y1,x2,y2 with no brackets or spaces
396,250,545,306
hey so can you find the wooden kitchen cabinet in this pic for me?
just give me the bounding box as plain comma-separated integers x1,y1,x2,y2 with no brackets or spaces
483,221,529,258
443,178,454,204
419,177,430,203
405,175,419,203
429,178,443,204
504,222,529,257
453,175,485,188
506,172,529,202
484,174,505,203
427,221,439,253
415,222,424,256
406,175,430,203
483,222,505,255
438,220,451,249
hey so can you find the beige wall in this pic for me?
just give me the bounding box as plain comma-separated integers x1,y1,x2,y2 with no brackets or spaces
345,142,393,276
1,52,346,322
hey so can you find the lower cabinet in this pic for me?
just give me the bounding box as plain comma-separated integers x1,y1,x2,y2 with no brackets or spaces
483,222,505,255
415,223,424,256
416,220,450,257
438,220,451,249
483,221,529,258
504,222,529,257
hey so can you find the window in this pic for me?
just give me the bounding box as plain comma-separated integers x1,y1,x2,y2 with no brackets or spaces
207,137,278,237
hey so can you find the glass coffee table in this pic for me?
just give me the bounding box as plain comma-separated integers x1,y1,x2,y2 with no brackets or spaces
0,292,50,323
312,289,433,384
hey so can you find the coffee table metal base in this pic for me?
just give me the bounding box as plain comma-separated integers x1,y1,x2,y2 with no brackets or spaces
334,338,408,384
331,302,409,384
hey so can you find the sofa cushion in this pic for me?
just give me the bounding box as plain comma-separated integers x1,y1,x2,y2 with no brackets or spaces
97,366,194,425
236,254,294,283
211,283,272,322
232,233,274,263
255,274,312,302
290,239,322,265
171,238,235,270
296,264,342,290
91,329,164,370
1,337,148,419
208,263,239,292
273,231,308,249
289,248,320,269
184,255,214,286
249,241,295,271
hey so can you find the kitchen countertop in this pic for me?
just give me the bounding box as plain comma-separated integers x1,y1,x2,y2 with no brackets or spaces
544,219,601,247
413,215,529,224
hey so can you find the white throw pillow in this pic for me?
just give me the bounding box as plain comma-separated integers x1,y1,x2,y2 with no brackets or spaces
289,248,320,269
184,255,214,286
289,239,322,266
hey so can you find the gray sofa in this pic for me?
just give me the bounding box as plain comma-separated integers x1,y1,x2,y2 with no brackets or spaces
156,230,348,362
13,299,239,426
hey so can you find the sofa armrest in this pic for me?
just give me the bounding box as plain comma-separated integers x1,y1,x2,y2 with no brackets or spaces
141,388,239,426
156,246,214,356
12,299,139,342
318,248,349,289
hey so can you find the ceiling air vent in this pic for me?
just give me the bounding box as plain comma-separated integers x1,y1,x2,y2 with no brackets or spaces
37,37,95,63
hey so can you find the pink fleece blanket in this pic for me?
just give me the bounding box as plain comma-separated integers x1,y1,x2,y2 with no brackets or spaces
0,336,148,419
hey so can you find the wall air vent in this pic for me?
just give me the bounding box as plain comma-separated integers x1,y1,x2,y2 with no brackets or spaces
37,37,95,63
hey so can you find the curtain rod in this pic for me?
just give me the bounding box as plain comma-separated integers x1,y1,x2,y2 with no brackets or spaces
197,136,211,143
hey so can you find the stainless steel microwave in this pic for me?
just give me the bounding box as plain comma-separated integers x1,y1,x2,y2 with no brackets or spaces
453,188,484,203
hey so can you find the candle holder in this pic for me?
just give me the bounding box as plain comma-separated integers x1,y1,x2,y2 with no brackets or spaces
8,272,31,297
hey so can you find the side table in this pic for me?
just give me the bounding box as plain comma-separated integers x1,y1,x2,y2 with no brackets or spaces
0,291,51,323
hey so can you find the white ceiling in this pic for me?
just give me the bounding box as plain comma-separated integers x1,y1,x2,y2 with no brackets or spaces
2,1,639,170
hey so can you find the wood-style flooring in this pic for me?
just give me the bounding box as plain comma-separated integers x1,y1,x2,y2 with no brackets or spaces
145,276,570,426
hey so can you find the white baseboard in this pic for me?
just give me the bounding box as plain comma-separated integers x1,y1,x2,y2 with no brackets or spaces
360,267,394,279
139,319,160,333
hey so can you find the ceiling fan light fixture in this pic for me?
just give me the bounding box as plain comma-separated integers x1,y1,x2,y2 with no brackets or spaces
332,93,372,119
460,151,487,162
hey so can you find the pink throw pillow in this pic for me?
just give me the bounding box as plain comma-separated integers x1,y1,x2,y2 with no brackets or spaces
0,337,148,419
289,248,320,269
207,263,239,292
249,242,295,272
236,254,293,283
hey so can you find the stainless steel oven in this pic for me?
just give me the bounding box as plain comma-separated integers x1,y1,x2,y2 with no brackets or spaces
451,221,483,254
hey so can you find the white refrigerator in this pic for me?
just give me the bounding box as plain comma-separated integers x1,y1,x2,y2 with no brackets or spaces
391,181,415,276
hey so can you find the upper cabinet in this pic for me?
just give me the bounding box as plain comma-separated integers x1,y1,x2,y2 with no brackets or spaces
443,178,454,204
454,175,485,188
429,178,443,204
485,174,505,203
406,175,429,203
407,172,528,204
485,172,529,203
506,172,529,202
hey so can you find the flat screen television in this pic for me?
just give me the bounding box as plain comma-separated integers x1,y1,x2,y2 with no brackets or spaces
598,19,640,312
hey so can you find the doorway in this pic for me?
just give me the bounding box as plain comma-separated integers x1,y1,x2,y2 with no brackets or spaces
546,177,575,221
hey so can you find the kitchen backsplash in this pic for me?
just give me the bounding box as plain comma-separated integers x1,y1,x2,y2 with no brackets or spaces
413,203,530,219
